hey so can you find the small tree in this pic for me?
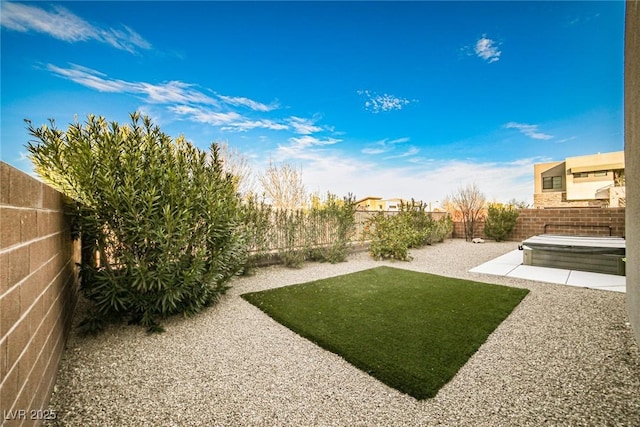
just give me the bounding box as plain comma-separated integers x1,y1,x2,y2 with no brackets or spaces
507,198,530,209
259,161,307,210
484,203,519,242
447,183,486,242
219,141,257,197
26,113,246,333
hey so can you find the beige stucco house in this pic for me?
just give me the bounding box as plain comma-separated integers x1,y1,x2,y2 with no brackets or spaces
533,151,625,208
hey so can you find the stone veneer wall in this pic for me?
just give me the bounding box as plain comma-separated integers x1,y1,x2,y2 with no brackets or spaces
533,191,608,209
0,162,79,426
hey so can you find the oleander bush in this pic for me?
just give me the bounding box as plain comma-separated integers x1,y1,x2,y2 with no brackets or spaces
483,203,519,242
26,113,246,333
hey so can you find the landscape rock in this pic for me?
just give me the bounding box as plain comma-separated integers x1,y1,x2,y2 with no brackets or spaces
44,240,640,427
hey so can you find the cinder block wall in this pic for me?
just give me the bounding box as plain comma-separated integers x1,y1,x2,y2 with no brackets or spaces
452,220,485,240
0,162,79,425
512,208,625,239
452,207,626,241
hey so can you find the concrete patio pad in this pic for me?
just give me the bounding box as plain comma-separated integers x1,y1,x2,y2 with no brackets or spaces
470,249,626,293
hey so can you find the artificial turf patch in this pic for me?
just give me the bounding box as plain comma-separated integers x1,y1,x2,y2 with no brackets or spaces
241,266,529,399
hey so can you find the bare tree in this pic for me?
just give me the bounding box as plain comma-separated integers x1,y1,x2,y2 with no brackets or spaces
447,183,486,241
217,141,257,197
259,160,307,210
507,198,530,209
440,197,463,222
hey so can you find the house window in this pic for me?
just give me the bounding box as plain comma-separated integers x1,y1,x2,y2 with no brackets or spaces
573,172,589,178
543,176,562,190
594,170,608,177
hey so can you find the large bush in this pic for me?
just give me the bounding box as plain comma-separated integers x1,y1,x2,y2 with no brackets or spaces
483,203,519,242
26,113,246,333
363,202,453,261
363,212,412,261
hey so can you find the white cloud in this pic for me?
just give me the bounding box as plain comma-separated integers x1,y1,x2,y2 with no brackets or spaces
298,153,536,205
218,95,278,112
357,90,414,113
221,119,289,132
46,64,130,92
556,136,577,143
361,147,387,155
504,122,553,140
272,133,535,205
384,146,420,160
170,105,242,126
474,35,501,63
47,64,218,105
1,2,151,54
289,135,340,148
361,137,410,155
288,116,323,134
388,137,410,144
140,81,217,105
45,63,295,132
170,105,289,132
567,13,600,27
278,135,342,158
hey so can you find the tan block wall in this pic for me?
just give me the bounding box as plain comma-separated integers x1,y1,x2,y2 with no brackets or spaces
453,207,625,241
625,0,640,344
452,220,485,240
0,162,79,426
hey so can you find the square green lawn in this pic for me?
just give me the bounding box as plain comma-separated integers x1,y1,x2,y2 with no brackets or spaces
241,266,529,400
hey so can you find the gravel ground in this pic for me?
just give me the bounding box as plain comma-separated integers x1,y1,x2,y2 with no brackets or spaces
45,240,640,427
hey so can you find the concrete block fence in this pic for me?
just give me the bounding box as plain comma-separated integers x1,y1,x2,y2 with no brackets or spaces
1,162,79,426
452,207,626,241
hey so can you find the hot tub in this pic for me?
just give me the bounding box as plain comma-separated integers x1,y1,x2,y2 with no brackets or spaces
522,234,626,276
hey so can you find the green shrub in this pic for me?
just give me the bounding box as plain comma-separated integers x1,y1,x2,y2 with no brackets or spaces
26,113,246,333
274,208,307,268
363,202,453,261
483,203,519,242
364,212,412,261
400,201,437,247
433,215,454,242
241,193,357,268
305,193,357,263
239,195,274,273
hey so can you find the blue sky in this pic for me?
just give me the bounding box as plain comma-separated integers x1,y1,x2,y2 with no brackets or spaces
0,1,625,205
